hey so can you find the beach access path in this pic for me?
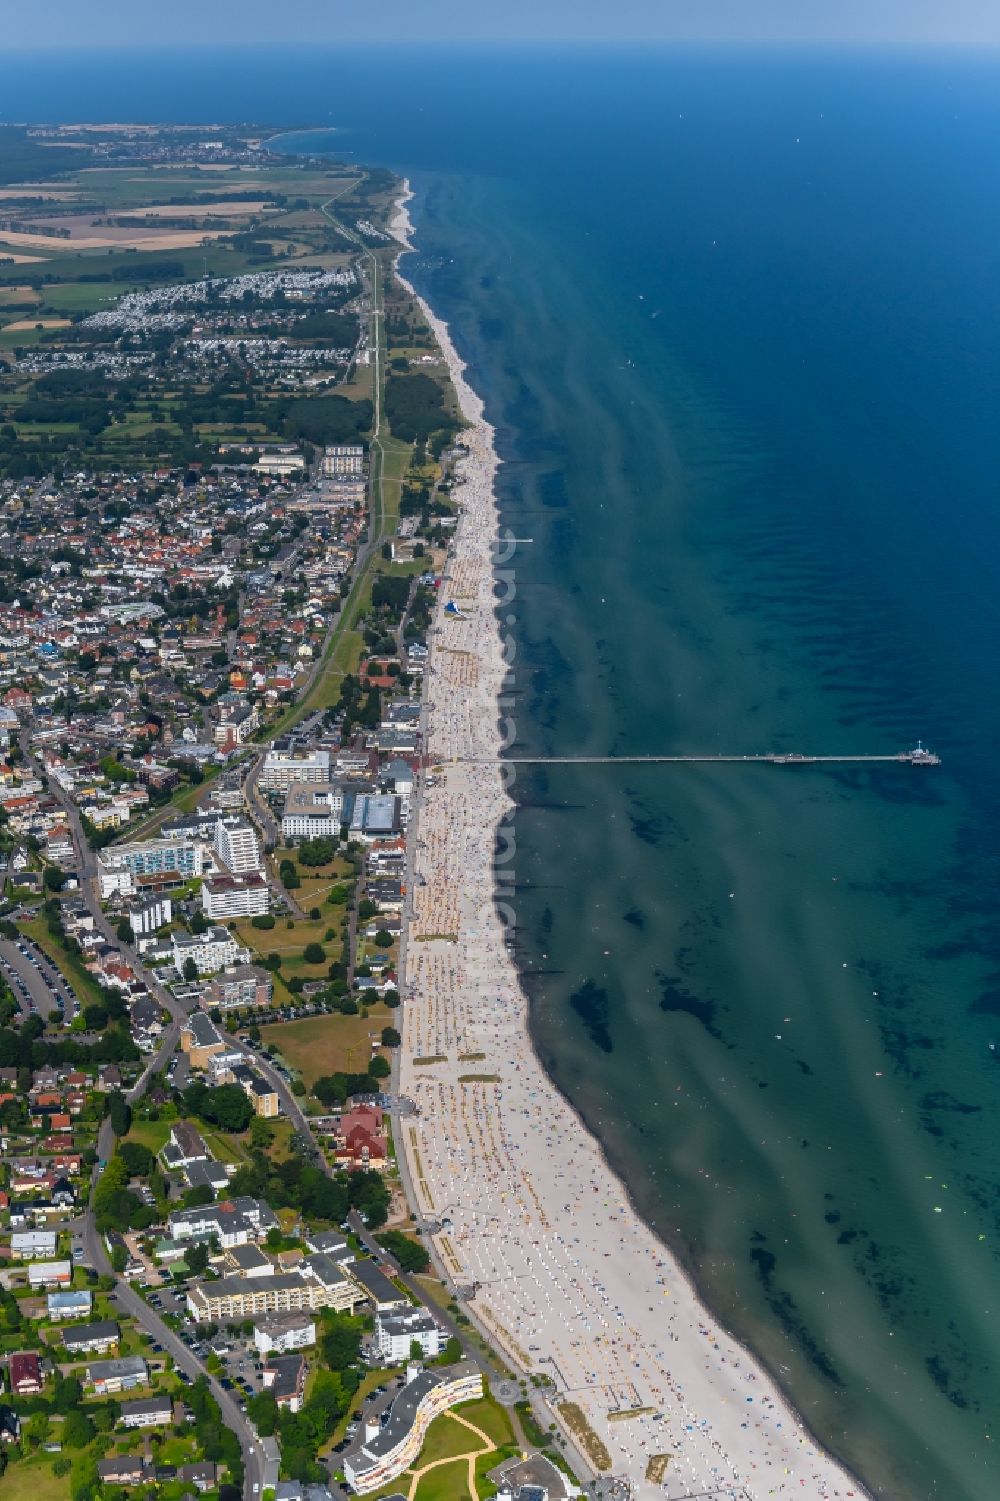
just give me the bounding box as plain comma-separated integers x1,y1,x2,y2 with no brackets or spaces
391,187,864,1501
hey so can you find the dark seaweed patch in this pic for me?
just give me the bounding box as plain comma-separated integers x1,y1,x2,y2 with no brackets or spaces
569,979,613,1053
656,970,722,1040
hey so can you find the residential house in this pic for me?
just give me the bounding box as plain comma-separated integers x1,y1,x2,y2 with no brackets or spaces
62,1320,121,1356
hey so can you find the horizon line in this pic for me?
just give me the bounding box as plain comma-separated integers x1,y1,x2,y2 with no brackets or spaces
4,39,1000,55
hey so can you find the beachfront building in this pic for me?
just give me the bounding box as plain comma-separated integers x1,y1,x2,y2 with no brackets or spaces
343,1363,483,1492
259,748,330,791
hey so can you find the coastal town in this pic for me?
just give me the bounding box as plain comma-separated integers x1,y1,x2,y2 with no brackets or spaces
0,119,861,1501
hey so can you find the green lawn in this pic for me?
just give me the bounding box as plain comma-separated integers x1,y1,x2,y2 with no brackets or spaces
455,1396,514,1449
0,1454,72,1501
124,1118,172,1154
260,1011,390,1089
413,1457,476,1501
415,1412,483,1466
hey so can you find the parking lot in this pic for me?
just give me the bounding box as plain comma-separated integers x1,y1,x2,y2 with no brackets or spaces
169,1322,265,1407
0,936,74,1023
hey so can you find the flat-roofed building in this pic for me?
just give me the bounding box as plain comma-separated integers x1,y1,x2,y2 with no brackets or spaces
186,1267,363,1323
280,781,344,839
172,927,243,977
214,815,261,875
97,837,203,898
253,1311,317,1355
204,964,273,1012
201,873,270,921
321,445,365,477
375,1308,442,1363
259,748,330,791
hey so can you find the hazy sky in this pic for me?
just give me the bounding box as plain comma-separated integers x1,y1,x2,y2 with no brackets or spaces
6,0,1000,50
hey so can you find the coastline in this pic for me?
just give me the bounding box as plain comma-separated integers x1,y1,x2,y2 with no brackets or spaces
390,180,866,1501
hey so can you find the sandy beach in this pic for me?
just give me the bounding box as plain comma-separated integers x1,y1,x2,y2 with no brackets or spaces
390,183,863,1501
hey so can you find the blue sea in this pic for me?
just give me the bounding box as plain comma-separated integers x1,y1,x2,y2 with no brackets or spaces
10,45,1000,1498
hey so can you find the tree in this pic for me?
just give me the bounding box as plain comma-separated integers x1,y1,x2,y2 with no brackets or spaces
24,1410,52,1450
118,1141,155,1178
63,1409,96,1448
369,1054,391,1080
250,1116,275,1150
43,865,66,892
107,1090,131,1137
183,1079,253,1133
186,1241,210,1276
381,1027,401,1048
357,898,377,921
115,917,133,943
183,957,199,982
383,989,400,1009
438,1335,463,1365
303,942,325,965
183,1182,215,1209
376,1230,430,1273
111,1242,128,1274
321,1314,362,1371
246,1390,279,1436
374,929,393,948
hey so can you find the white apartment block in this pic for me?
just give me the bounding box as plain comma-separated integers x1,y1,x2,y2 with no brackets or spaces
201,874,270,921
321,445,365,477
374,1308,443,1363
280,781,344,839
129,893,172,938
186,1269,361,1323
253,1313,317,1356
172,927,244,976
214,815,262,874
97,837,203,898
259,748,330,791
344,1365,483,1493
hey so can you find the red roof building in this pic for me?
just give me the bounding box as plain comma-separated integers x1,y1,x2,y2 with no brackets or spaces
9,1351,43,1395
